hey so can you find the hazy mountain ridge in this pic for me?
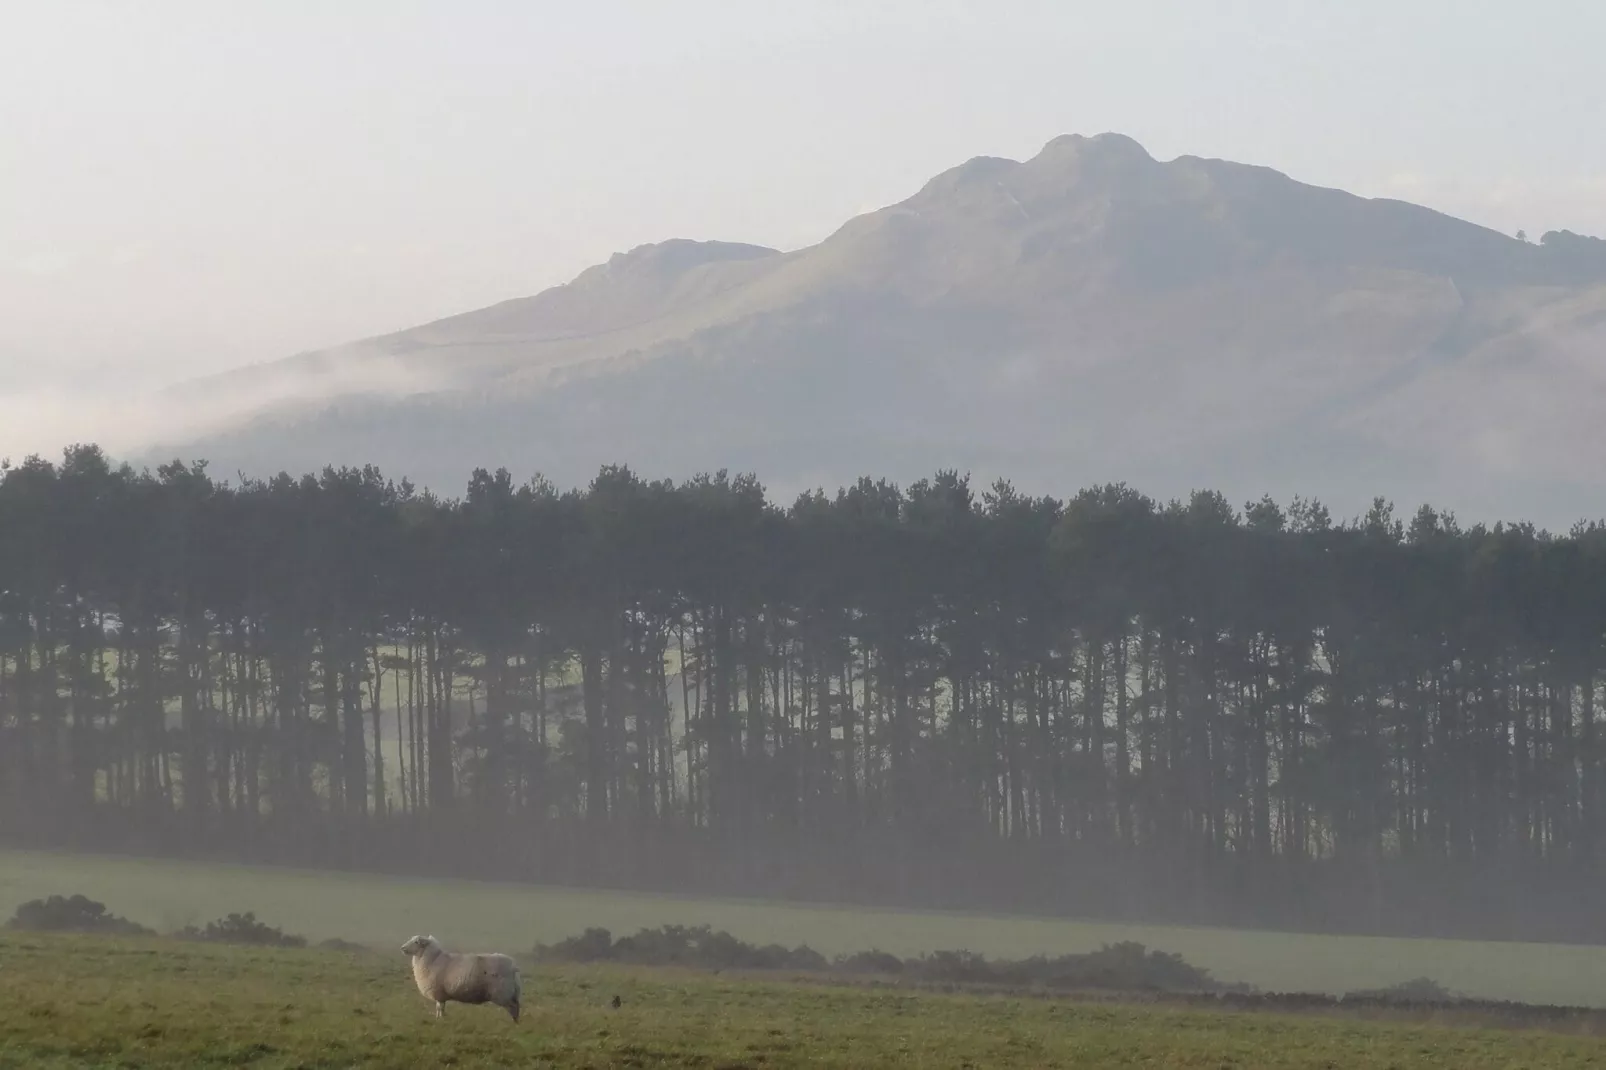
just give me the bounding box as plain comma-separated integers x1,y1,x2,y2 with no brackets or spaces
143,133,1606,526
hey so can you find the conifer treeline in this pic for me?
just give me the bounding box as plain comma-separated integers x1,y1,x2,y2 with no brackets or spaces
3,444,1605,941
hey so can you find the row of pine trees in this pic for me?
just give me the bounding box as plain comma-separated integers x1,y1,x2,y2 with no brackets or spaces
3,444,1605,940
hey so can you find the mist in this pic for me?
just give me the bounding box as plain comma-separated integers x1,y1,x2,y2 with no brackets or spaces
0,348,456,471
10,8,1606,1054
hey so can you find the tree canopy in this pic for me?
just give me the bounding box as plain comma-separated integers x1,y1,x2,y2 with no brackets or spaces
3,444,1605,943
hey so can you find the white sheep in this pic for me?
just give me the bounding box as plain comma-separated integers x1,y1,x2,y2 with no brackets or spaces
400,934,524,1022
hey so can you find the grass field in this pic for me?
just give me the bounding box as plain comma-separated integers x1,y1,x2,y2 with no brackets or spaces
5,847,1606,1010
3,933,1606,1069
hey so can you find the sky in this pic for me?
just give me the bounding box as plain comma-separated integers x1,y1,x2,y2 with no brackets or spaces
1,0,1603,456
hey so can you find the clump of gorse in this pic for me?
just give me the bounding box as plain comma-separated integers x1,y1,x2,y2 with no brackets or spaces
401,933,524,1022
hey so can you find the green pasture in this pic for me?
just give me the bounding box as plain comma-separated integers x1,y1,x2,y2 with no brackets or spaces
1,932,1602,1069
4,848,1606,1008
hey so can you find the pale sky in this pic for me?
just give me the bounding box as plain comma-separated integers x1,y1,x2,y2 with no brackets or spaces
2,0,1603,405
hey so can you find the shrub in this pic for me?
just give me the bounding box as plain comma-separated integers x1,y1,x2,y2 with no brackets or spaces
876,941,1222,992
535,927,616,962
173,912,306,948
1035,941,1220,992
835,949,906,975
533,925,1228,993
536,924,828,972
1345,976,1459,1003
6,894,154,936
316,937,368,953
765,942,829,972
915,949,993,984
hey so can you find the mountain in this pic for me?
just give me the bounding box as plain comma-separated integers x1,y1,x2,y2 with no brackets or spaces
141,133,1606,526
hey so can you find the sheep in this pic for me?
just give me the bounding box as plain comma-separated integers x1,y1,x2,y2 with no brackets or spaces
400,934,523,1022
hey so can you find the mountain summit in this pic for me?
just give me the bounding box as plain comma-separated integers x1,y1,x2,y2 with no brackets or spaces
145,134,1606,525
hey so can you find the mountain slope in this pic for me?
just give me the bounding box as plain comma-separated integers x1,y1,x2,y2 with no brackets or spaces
144,133,1606,526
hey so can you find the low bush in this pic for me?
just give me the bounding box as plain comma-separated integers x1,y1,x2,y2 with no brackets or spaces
898,941,1225,992
6,894,154,937
535,925,1231,992
541,926,614,962
1026,941,1222,992
173,912,306,948
1345,976,1459,1003
537,924,828,972
836,949,906,975
316,937,368,953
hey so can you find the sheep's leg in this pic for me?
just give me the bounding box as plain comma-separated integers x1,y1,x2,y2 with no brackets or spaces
507,999,520,1023
435,1001,445,1018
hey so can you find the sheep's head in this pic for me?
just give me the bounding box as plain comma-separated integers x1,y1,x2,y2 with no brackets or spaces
400,934,437,957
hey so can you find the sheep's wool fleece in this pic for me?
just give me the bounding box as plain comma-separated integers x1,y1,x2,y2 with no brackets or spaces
411,942,521,1007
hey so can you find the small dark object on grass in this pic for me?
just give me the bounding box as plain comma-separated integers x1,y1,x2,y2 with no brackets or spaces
611,995,621,1009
